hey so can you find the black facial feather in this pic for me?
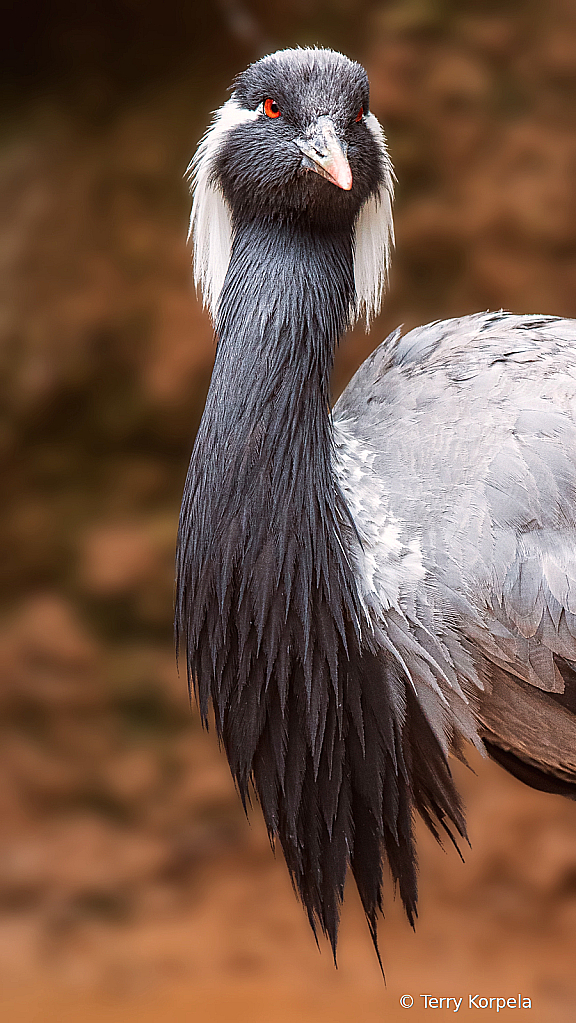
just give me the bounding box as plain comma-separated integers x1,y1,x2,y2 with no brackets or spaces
176,48,465,960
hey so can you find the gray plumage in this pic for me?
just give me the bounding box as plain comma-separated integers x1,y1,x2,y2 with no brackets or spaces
335,311,576,783
176,47,576,963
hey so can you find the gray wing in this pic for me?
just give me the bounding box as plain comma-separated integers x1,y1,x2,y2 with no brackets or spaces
334,311,576,790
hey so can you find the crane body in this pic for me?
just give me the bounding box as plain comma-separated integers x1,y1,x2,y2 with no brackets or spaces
176,47,576,958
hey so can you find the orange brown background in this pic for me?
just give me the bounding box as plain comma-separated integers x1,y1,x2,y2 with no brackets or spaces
2,1,576,1020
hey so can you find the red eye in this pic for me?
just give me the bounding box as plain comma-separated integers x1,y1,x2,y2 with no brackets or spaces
264,98,281,119
355,106,364,122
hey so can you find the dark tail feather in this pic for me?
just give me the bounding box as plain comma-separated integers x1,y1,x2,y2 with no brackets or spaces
248,642,467,958
479,663,576,801
485,740,576,800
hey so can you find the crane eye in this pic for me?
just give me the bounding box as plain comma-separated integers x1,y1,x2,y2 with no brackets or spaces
264,98,281,119
355,106,364,122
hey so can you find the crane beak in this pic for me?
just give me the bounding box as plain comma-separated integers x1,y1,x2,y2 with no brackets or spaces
295,116,353,191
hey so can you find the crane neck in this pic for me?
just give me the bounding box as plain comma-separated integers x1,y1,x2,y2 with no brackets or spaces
211,216,355,421
177,213,363,665
182,216,359,598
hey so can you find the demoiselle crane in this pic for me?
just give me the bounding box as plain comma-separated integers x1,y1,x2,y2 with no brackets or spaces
176,47,576,960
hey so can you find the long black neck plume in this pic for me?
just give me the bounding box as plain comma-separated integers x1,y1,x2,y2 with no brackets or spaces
176,216,465,960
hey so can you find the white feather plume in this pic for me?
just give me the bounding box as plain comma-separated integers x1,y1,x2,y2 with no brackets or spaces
187,98,258,320
352,112,395,329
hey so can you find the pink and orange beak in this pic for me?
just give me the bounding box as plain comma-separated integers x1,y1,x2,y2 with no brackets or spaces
295,116,353,191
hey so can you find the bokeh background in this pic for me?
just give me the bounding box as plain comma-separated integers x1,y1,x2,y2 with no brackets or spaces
2,1,576,1020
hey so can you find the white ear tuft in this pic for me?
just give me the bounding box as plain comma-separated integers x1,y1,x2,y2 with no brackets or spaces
352,112,395,329
187,98,259,321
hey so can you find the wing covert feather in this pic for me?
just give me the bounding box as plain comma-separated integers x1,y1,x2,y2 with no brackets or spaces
334,312,576,769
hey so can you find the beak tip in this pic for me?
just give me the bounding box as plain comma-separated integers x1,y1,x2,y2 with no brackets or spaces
334,172,353,191
329,163,353,191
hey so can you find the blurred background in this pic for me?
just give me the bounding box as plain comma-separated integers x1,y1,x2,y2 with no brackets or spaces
2,0,576,1020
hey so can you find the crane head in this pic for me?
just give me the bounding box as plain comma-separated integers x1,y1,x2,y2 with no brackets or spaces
188,48,395,326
